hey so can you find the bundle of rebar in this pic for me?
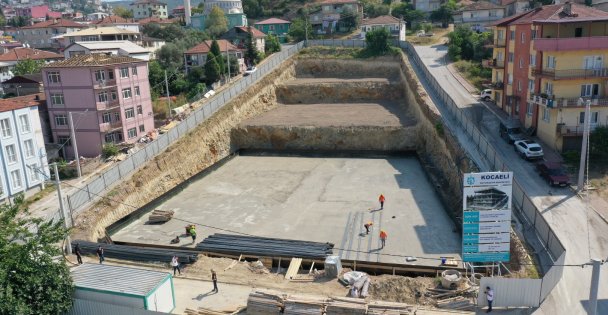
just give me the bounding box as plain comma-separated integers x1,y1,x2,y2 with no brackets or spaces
72,241,198,264
195,234,334,259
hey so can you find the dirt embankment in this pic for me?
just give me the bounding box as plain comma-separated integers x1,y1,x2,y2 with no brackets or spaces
276,79,403,104
73,60,297,241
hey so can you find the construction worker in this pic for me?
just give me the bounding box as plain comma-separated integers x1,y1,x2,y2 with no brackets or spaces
364,222,373,234
379,230,387,249
379,194,385,210
189,226,197,243
211,269,218,292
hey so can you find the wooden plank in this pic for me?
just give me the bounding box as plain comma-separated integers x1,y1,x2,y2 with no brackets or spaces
285,257,302,280
308,262,315,274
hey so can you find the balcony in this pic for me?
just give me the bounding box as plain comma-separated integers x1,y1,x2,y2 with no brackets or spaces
557,123,607,136
492,38,506,47
483,59,505,68
489,81,504,89
96,99,120,111
534,36,608,52
532,68,608,80
100,121,122,133
529,94,608,108
93,79,117,89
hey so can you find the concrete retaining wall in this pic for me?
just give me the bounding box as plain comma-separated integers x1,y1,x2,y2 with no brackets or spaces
276,81,403,104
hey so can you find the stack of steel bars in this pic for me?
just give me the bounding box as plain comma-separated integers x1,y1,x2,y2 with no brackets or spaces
73,241,199,264
195,234,334,259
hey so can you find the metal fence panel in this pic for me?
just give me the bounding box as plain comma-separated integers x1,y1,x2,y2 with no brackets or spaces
88,177,105,196
478,277,542,307
177,121,188,136
167,128,179,143
102,166,120,187
539,252,565,301
118,157,135,176
512,183,525,209
65,298,167,315
132,149,147,167
68,189,90,210
186,114,197,131
534,213,552,245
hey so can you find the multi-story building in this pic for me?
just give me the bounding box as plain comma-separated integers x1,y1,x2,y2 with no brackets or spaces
487,2,608,151
254,18,291,43
453,1,506,32
360,15,406,41
413,0,443,13
63,41,151,60
309,0,363,34
221,26,265,52
15,5,61,22
0,47,64,83
53,27,141,50
191,0,247,31
1,74,44,97
0,93,49,200
41,54,154,159
184,40,244,74
16,18,87,49
90,15,140,33
131,0,168,20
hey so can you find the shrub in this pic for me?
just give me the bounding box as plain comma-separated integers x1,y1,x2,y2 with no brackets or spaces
102,143,119,158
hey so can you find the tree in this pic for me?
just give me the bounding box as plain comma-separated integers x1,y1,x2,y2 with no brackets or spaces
288,17,312,42
447,26,492,61
391,3,424,27
364,28,391,56
0,196,74,314
204,51,221,85
13,59,44,75
590,126,608,159
265,34,281,54
209,40,226,74
113,6,133,19
205,6,228,38
430,0,458,28
340,6,359,31
147,60,165,99
157,43,183,70
245,26,259,66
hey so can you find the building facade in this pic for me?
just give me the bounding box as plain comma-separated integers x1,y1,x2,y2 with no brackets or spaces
0,47,64,83
63,41,151,60
413,0,442,13
1,74,44,97
131,0,169,20
184,40,244,74
254,18,291,42
191,13,247,31
41,54,154,159
453,1,506,32
0,94,49,200
203,0,244,14
309,0,363,34
54,27,141,50
221,26,265,52
15,19,87,49
487,2,608,152
360,15,406,41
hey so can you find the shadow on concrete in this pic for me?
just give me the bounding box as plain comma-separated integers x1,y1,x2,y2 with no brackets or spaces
193,291,217,301
541,193,575,214
581,299,608,314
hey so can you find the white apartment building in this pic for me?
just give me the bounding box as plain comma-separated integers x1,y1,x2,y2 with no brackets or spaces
0,93,49,200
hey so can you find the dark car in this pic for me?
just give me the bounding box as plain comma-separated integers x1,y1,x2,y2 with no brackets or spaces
499,122,524,144
537,162,570,187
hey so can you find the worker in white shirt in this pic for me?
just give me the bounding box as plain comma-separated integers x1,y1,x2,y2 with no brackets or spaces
485,286,494,312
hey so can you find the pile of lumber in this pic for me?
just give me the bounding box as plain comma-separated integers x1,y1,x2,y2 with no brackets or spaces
147,209,174,223
72,240,198,264
326,297,367,315
247,290,284,315
184,306,245,315
283,295,327,315
196,234,334,259
436,296,475,311
367,301,413,315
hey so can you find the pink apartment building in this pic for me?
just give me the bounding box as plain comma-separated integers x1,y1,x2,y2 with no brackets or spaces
42,54,154,159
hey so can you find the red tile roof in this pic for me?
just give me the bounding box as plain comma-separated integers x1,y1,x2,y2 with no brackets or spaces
494,2,608,25
0,93,45,113
361,15,401,26
319,0,359,4
20,18,86,29
254,18,291,25
43,54,144,67
0,47,63,62
91,15,137,25
459,1,503,11
235,26,266,38
185,40,239,54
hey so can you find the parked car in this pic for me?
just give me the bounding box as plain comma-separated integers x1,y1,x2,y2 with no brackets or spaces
416,30,434,37
499,122,524,144
480,89,492,101
537,162,570,187
244,66,257,76
514,140,544,160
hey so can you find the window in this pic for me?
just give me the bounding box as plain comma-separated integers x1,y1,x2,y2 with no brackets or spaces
521,32,525,43
489,10,497,17
111,91,118,100
114,112,121,121
127,127,137,139
583,55,603,70
98,91,108,102
518,80,522,92
57,135,71,146
94,69,105,82
545,82,553,95
139,124,145,132
519,58,524,68
497,30,504,40
47,71,61,83
547,56,556,69
575,27,583,38
102,112,111,123
10,170,21,189
510,30,515,40
23,139,34,158
51,93,64,105
531,30,537,39
579,112,599,124
526,103,533,116
19,114,30,133
508,73,513,85
55,114,67,126
137,105,143,115
135,86,140,96
508,53,514,62
580,84,599,97
528,79,534,91
132,67,138,75
5,144,16,163
125,107,135,119
542,107,550,122
120,67,129,78
1,118,12,138
530,55,536,66
122,88,132,99
108,70,114,80
28,164,39,181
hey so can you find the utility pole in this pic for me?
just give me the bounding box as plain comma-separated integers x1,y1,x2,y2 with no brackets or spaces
52,163,72,255
227,49,231,82
165,70,172,118
68,112,81,178
588,258,602,315
305,14,309,46
577,98,591,191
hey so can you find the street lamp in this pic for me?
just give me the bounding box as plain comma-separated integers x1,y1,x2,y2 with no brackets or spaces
16,85,21,97
576,97,591,192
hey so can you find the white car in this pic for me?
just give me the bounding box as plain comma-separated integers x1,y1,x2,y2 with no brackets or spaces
514,140,544,160
244,66,257,76
480,89,492,101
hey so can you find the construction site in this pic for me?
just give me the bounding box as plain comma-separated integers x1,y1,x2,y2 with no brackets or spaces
71,49,537,314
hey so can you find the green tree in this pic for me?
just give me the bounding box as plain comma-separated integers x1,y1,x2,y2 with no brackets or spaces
13,59,44,75
244,26,259,65
590,126,608,159
0,196,74,314
157,43,183,69
147,60,165,99
209,39,226,74
340,6,359,31
265,34,281,54
364,28,391,56
288,17,312,42
205,6,228,38
447,26,492,61
430,0,458,28
391,3,424,27
204,51,221,85
113,6,133,19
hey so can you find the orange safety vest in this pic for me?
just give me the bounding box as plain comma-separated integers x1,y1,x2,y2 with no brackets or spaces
379,195,385,202
379,231,387,239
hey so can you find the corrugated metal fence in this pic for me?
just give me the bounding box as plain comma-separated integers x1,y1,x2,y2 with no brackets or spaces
65,299,167,315
64,42,306,214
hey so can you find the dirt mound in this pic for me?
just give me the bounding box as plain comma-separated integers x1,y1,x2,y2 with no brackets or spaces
368,275,435,306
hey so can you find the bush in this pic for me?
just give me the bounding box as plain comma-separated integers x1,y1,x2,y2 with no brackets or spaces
102,144,119,158
363,28,391,56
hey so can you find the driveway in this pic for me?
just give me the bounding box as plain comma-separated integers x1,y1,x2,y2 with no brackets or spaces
413,44,608,315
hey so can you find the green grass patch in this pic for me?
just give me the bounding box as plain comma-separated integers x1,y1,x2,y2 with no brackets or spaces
453,60,492,91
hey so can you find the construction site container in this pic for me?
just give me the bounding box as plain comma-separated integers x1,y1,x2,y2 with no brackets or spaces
71,263,175,313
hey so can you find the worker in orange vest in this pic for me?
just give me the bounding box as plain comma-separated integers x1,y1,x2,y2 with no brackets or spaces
364,222,373,234
379,194,385,210
379,230,387,249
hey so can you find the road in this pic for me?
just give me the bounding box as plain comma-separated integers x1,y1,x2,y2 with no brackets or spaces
413,44,608,314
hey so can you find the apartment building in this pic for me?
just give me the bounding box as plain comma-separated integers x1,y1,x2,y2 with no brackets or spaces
53,27,141,50
360,15,406,41
453,1,506,32
0,93,49,200
131,0,168,20
41,54,154,159
15,19,87,49
184,40,244,74
0,47,64,83
309,0,363,34
487,2,608,151
63,41,151,60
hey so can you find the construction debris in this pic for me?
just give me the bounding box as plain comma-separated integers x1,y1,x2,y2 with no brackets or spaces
147,209,174,223
184,306,245,315
72,241,198,264
248,260,270,274
326,297,367,315
247,290,285,315
285,258,303,280
283,295,327,315
426,285,477,311
436,296,476,311
367,301,413,314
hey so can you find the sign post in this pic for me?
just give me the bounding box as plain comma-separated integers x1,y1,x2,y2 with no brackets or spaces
462,172,513,263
